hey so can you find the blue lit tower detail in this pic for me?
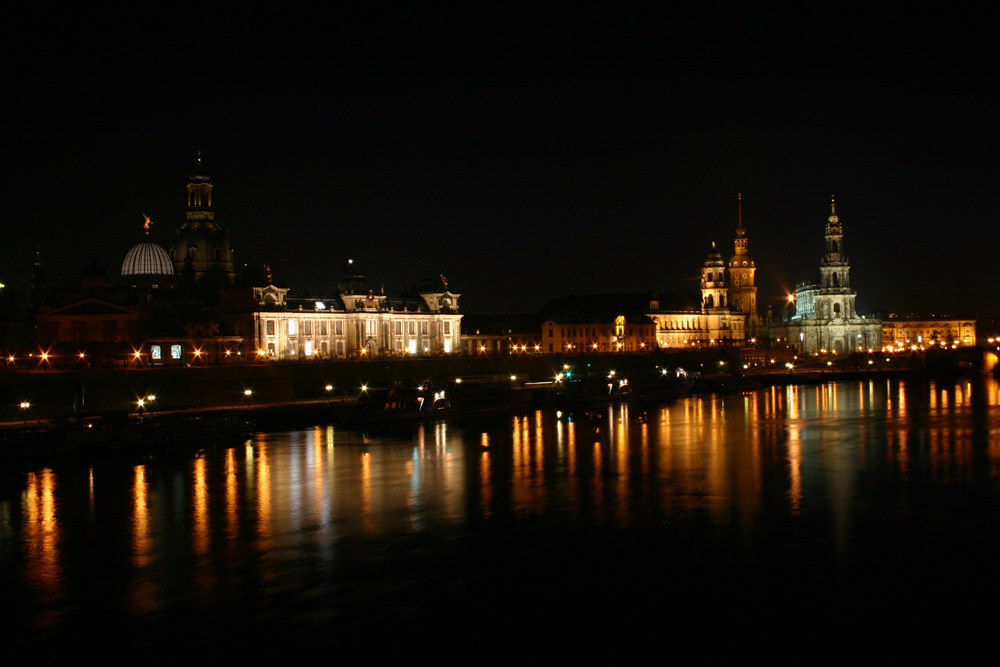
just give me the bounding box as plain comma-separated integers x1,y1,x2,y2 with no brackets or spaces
727,193,758,330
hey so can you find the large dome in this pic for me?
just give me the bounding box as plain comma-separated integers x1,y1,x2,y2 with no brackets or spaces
122,241,175,277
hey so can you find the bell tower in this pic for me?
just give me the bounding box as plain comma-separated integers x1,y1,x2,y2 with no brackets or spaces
727,193,758,331
815,195,857,320
171,152,235,283
185,151,214,220
701,242,728,311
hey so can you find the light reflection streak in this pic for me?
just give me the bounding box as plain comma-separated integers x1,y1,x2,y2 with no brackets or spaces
23,468,60,594
132,465,151,568
226,447,238,541
480,434,492,518
193,457,208,555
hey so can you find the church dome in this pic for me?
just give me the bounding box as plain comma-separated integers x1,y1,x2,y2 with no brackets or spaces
122,216,174,277
122,241,175,276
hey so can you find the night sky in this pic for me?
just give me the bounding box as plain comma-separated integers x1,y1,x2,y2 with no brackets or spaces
6,5,997,319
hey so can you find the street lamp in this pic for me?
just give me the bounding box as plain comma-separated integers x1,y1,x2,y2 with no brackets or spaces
19,401,30,425
244,388,253,409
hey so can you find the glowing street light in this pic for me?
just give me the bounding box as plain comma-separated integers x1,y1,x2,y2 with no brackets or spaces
19,401,30,425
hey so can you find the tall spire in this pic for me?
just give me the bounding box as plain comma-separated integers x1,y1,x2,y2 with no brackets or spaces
737,192,744,234
829,194,838,223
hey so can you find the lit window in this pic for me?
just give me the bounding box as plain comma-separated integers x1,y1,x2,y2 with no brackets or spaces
288,320,298,335
408,340,417,355
305,341,314,356
171,345,182,360
151,345,162,360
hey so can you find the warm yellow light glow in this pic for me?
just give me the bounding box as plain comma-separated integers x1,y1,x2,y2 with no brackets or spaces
194,349,202,357
325,384,333,391
244,389,253,397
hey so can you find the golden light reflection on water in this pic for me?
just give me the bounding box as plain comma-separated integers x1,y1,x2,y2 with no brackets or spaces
22,468,60,594
5,379,999,610
132,465,151,568
193,456,208,555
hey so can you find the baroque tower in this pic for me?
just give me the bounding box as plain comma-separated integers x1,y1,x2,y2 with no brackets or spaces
701,242,728,311
727,193,758,331
171,152,235,284
815,195,856,319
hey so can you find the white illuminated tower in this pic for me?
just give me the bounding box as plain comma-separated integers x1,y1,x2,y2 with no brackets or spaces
727,193,759,331
815,195,857,319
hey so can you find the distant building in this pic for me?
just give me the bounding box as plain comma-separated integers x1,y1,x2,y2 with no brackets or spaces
539,197,758,352
540,294,658,353
461,313,542,355
881,316,976,349
647,197,757,347
767,197,881,355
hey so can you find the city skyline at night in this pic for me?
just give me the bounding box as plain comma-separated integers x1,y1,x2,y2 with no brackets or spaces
6,6,995,320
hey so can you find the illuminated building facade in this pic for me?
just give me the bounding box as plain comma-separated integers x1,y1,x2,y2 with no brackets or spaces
645,197,755,347
881,316,976,349
540,294,658,353
768,197,881,354
220,262,462,360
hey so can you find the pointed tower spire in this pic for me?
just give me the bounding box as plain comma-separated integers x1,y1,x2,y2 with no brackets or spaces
737,192,744,233
728,192,758,330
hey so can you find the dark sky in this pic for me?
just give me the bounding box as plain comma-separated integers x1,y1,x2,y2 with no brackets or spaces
6,5,997,319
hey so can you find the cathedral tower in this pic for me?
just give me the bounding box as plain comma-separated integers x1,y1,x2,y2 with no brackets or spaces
815,195,856,319
727,193,758,330
171,152,235,284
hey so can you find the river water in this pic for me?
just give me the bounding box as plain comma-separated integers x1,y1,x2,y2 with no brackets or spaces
3,378,999,662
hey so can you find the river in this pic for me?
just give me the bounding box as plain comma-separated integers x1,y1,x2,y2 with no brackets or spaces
2,378,999,663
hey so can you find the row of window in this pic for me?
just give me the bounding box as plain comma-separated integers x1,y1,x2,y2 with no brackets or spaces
263,319,452,337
